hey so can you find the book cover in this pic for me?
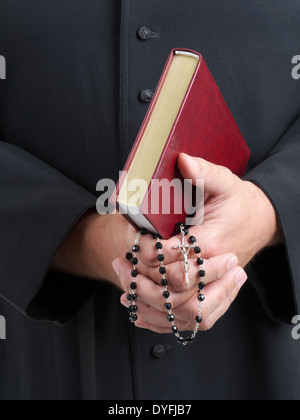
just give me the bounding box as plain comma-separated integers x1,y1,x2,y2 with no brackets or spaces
111,48,250,239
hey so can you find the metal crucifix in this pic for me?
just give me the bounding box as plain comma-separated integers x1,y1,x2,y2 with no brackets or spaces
173,226,195,285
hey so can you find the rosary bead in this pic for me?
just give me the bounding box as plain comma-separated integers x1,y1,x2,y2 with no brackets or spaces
184,228,189,235
199,270,206,278
130,282,137,290
129,314,138,323
132,245,140,253
196,316,203,323
172,326,178,333
157,254,165,262
128,305,138,313
153,233,161,239
176,222,185,231
198,294,205,302
165,302,172,310
131,257,138,266
126,294,132,301
198,281,206,290
163,291,170,299
130,294,137,301
132,245,140,252
140,228,148,235
159,267,166,275
155,242,163,250
161,278,168,287
194,246,201,254
126,252,133,260
196,258,204,266
131,269,138,278
168,314,175,322
177,336,186,343
189,236,196,244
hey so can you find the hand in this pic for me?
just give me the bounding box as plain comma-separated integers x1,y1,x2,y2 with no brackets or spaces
113,228,247,333
178,153,283,267
114,152,281,334
114,252,247,333
51,211,139,289
52,205,247,333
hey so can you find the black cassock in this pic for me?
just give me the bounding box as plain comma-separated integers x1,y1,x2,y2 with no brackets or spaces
0,0,300,400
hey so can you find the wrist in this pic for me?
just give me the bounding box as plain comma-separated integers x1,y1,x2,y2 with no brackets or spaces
51,209,99,279
246,181,283,252
69,212,121,284
52,210,128,287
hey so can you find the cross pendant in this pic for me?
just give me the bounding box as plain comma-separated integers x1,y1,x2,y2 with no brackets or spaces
173,227,195,285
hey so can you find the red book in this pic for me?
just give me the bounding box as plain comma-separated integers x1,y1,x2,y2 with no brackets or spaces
111,49,250,239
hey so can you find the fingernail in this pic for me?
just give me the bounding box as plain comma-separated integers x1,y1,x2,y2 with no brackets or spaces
235,270,248,289
227,255,239,270
120,295,127,307
112,260,120,277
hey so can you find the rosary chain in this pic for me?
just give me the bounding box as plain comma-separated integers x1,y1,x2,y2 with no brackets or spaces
126,225,206,346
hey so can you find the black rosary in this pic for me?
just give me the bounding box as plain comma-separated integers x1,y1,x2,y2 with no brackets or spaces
125,223,205,346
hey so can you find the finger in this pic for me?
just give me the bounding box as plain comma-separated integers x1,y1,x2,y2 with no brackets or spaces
177,153,236,197
119,263,247,334
123,229,183,269
137,233,184,267
135,227,216,268
124,223,215,269
173,266,247,324
121,298,192,332
129,271,247,335
114,258,196,311
199,271,248,331
140,252,238,292
125,267,242,334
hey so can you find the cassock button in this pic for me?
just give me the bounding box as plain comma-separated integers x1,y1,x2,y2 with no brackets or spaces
139,89,154,103
137,27,152,40
152,344,173,359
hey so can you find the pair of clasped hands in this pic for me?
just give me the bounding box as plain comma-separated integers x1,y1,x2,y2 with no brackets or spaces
53,154,282,333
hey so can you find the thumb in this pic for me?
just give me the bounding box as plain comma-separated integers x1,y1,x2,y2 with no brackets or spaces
178,153,235,197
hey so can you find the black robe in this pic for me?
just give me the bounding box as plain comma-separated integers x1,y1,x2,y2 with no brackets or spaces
0,0,300,400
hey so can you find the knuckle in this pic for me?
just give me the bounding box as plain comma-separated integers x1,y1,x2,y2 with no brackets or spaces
142,266,160,284
141,249,158,267
221,166,232,178
215,288,226,305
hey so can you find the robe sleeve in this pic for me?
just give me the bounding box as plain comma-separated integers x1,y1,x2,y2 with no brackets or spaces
0,141,98,324
244,115,300,324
